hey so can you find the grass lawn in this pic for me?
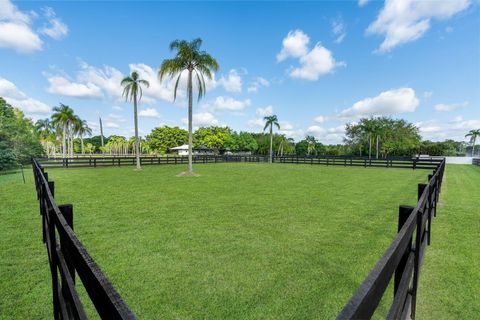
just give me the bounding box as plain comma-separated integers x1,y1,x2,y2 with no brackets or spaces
0,163,475,319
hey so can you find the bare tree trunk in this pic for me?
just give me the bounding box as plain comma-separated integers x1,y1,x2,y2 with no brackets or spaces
187,69,194,174
269,125,273,163
133,92,141,170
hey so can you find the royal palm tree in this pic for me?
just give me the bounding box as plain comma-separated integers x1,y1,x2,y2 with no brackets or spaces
306,135,317,156
51,104,75,158
158,38,219,174
35,119,56,156
263,115,280,163
466,129,480,157
77,120,92,155
121,71,150,170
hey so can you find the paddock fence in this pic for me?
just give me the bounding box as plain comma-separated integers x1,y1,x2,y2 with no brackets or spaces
32,158,135,319
36,155,443,170
473,158,480,166
32,155,445,319
337,158,446,320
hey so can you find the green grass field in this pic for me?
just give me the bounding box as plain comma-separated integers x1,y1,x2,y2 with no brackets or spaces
0,164,478,319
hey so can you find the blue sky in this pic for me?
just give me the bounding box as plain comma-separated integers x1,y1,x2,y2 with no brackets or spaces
0,0,479,143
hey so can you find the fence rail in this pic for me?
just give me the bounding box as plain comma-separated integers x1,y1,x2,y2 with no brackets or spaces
473,158,480,166
337,158,445,320
32,158,135,320
36,155,443,170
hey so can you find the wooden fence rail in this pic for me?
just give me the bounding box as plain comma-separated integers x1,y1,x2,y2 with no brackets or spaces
473,158,480,166
36,155,443,170
32,158,135,320
337,158,445,320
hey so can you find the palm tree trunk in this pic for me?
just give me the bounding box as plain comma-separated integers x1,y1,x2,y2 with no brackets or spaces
368,135,372,159
473,137,476,157
269,125,273,163
187,69,194,173
62,123,67,158
133,92,141,169
376,135,379,159
81,135,84,155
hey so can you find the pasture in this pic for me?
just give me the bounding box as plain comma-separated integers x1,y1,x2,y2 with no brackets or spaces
1,164,478,319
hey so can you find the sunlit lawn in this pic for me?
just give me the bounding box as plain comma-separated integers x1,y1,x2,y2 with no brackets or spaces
3,163,474,319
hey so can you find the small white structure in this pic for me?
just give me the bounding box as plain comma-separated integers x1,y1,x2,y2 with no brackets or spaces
170,144,190,156
170,144,214,156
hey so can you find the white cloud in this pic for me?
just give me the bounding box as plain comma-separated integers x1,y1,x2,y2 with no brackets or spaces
0,1,68,53
104,121,120,128
0,77,50,114
45,74,103,99
138,108,161,118
434,101,468,112
358,0,370,7
129,63,179,103
182,112,219,127
417,117,480,141
213,96,251,111
339,87,419,119
112,105,123,111
332,18,347,43
307,124,346,144
38,7,68,40
278,30,344,81
247,106,275,129
367,0,471,53
247,77,270,93
256,105,274,117
218,69,242,93
78,62,124,100
277,30,310,61
314,115,326,123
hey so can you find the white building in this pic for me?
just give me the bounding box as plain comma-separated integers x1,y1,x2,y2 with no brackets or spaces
170,144,214,156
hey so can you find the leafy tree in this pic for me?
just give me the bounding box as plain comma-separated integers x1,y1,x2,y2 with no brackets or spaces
193,126,231,150
146,126,188,154
84,135,109,151
295,140,309,156
121,71,150,170
0,97,43,169
345,117,420,157
159,38,219,174
225,131,258,152
465,129,480,157
263,115,280,163
84,142,95,154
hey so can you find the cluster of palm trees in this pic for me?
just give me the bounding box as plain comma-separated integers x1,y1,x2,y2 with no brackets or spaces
35,104,92,157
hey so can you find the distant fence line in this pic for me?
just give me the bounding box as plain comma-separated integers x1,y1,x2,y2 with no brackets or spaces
32,158,135,319
36,155,443,170
473,158,480,166
32,156,445,319
337,158,446,320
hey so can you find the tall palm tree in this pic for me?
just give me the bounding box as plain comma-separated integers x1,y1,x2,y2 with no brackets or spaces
466,129,480,157
158,38,219,174
263,115,280,163
51,104,75,158
77,120,92,155
121,71,150,170
35,119,55,156
306,135,317,156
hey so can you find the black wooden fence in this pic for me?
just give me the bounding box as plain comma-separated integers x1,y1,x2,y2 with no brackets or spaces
36,155,443,170
473,158,480,166
337,158,446,320
32,155,445,319
32,158,135,319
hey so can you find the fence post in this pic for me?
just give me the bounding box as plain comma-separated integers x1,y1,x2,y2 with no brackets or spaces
394,205,414,295
94,158,97,168
65,158,69,168
59,204,75,284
